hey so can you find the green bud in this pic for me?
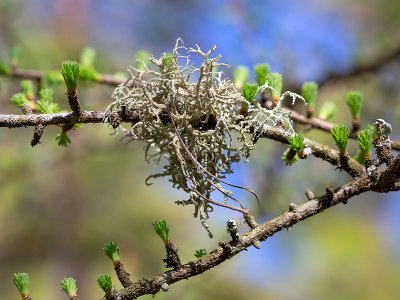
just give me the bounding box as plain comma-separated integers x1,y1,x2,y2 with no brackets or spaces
318,102,337,121
266,72,283,101
11,93,30,108
152,220,169,244
233,66,249,90
13,273,30,298
37,88,60,114
10,46,22,67
357,125,374,156
0,60,11,75
42,70,64,87
254,63,270,86
241,83,259,103
135,50,151,71
80,47,97,66
97,275,113,296
301,81,318,108
331,125,349,154
79,65,99,81
21,80,34,100
163,53,174,71
60,60,80,92
61,277,77,298
194,249,207,258
346,91,363,120
56,132,71,147
288,133,305,153
103,242,120,263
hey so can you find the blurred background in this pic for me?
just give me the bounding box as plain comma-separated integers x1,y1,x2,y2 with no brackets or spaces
1,0,400,299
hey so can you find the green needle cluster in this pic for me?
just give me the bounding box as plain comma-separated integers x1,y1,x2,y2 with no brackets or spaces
331,125,349,154
56,132,71,147
233,65,249,90
152,220,169,244
241,83,259,103
20,80,34,100
194,249,207,258
357,125,374,157
266,72,282,101
103,242,120,263
97,274,113,296
301,81,318,109
60,60,80,92
288,133,305,153
13,273,30,298
37,88,60,114
318,102,337,121
79,47,99,81
42,70,64,87
11,93,30,108
346,91,363,120
61,277,77,298
254,63,270,85
0,60,11,75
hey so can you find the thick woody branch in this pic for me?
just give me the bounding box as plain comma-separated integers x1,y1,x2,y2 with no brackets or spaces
260,124,366,177
114,261,133,288
105,177,372,300
0,110,139,128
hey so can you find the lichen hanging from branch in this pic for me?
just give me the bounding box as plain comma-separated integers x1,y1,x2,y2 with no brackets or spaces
106,39,304,236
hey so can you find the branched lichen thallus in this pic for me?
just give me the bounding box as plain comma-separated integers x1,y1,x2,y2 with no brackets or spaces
106,39,304,237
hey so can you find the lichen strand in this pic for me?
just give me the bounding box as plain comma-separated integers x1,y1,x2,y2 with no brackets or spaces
107,39,301,236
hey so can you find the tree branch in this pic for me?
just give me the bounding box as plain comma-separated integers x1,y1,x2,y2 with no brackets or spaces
105,175,374,299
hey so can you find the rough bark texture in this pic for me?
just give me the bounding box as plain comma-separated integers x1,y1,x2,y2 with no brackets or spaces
114,261,133,289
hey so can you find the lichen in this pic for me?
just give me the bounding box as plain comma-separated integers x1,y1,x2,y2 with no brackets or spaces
106,39,304,236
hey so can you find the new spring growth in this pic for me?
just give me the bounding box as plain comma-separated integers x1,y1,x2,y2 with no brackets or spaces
37,88,60,114
60,60,80,92
97,274,113,297
194,249,207,258
331,125,349,155
254,63,270,86
301,81,318,117
42,70,64,87
135,50,151,71
103,242,120,264
163,52,175,72
21,80,34,101
233,65,249,90
283,133,307,166
0,60,11,75
79,47,99,81
358,125,375,168
318,102,337,121
152,220,169,244
61,277,78,299
56,132,71,147
13,273,30,299
346,91,363,131
266,72,283,103
289,133,305,154
11,93,30,108
240,83,259,115
10,46,22,67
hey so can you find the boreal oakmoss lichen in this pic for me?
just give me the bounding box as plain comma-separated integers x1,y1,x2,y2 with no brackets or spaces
106,39,304,237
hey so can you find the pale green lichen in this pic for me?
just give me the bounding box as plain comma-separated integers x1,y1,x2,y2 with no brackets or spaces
106,39,304,236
